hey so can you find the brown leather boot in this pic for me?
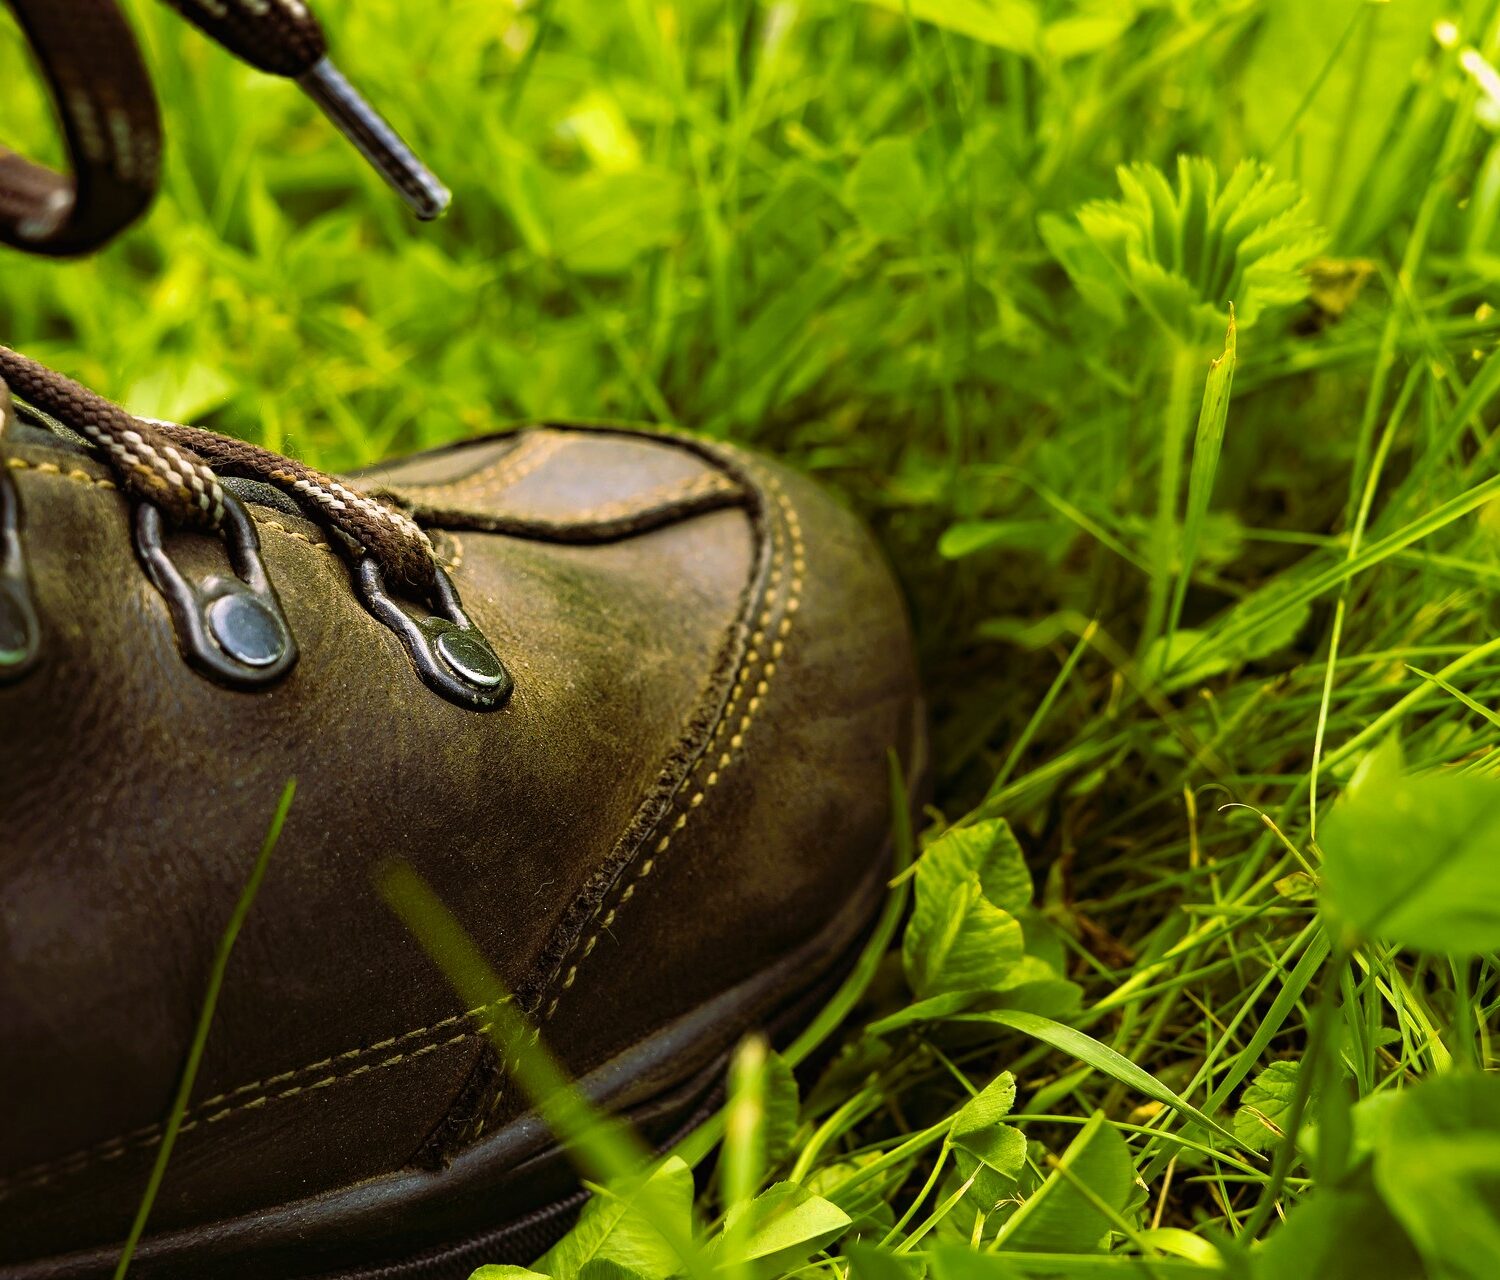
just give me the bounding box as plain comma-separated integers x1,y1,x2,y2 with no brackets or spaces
0,354,923,1277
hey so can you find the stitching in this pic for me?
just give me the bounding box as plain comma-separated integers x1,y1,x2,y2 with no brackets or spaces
403,432,565,501
3,436,786,1177
6,456,117,490
444,530,465,572
0,999,509,1199
541,472,805,1023
8,463,464,573
566,472,739,524
459,433,566,500
254,517,339,558
469,469,803,1135
459,445,777,1144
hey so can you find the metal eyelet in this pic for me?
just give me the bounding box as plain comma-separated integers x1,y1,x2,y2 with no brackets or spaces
0,461,40,682
134,491,298,689
355,556,511,710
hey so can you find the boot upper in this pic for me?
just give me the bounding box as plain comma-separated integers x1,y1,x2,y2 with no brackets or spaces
0,421,920,1260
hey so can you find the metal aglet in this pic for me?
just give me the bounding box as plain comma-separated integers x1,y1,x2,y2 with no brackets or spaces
135,492,298,690
0,462,40,682
296,57,451,221
355,557,511,710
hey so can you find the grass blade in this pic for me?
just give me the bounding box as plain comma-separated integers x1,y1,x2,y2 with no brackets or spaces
114,778,297,1280
952,1010,1248,1151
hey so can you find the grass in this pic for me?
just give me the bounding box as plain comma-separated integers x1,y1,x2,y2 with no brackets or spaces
6,0,1500,1274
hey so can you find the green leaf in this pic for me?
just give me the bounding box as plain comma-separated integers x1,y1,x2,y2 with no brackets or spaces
933,1252,1224,1278
991,975,1085,1018
938,519,1061,560
925,1246,1024,1280
762,1050,800,1170
1242,0,1443,243
845,138,932,239
713,1182,852,1278
951,1009,1245,1147
1233,1061,1304,1152
1056,157,1324,343
1167,314,1237,639
1038,212,1127,325
994,1111,1135,1253
1042,9,1138,61
537,1157,695,1280
1146,576,1312,692
868,966,1082,1034
1321,739,1500,953
471,1268,554,1280
904,871,1023,998
931,819,1034,915
1372,1072,1500,1279
903,819,1030,998
845,1242,926,1280
1252,1177,1423,1280
951,1071,1027,1178
577,1263,653,1280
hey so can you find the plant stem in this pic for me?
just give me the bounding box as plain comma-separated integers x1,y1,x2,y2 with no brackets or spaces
1142,340,1198,657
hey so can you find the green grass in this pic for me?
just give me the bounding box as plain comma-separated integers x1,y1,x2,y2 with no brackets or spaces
7,0,1500,1275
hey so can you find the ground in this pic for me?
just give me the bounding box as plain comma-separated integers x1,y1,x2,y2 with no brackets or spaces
4,0,1500,1275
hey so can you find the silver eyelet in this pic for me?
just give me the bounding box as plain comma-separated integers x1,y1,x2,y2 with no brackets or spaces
134,491,298,689
354,555,510,710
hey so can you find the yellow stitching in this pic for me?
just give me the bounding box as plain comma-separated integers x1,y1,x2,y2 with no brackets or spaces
548,472,804,1005
6,457,117,490
0,1000,507,1197
405,432,565,501
565,472,739,523
253,518,339,558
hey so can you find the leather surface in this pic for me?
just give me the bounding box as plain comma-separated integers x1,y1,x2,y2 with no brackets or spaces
0,423,920,1263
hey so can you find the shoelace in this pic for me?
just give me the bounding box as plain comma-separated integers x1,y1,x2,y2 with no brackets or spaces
0,345,438,595
0,3,509,707
0,0,449,257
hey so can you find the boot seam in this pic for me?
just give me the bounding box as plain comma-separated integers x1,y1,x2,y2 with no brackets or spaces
450,462,806,1148
539,471,806,1022
0,998,510,1200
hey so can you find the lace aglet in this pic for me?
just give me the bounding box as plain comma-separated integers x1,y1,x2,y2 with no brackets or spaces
296,58,451,221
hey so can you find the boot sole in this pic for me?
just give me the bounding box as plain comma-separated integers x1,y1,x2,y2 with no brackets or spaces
9,711,927,1280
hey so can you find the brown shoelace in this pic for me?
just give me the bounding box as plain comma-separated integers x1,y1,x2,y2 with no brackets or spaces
0,345,438,595
1,0,449,258
0,0,453,595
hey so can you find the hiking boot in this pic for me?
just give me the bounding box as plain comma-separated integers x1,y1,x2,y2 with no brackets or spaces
0,351,924,1277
